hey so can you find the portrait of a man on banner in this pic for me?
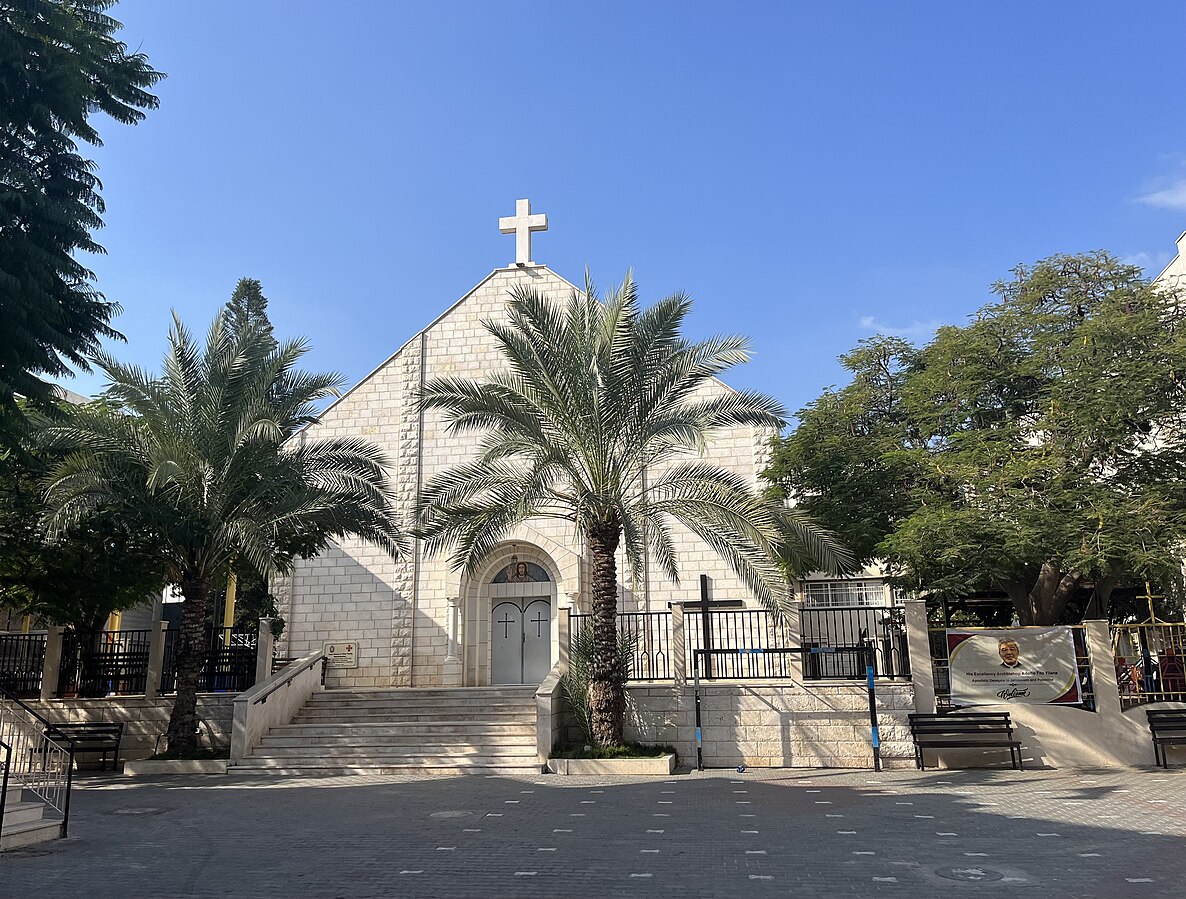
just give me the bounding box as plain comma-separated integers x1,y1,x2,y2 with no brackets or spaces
947,627,1082,706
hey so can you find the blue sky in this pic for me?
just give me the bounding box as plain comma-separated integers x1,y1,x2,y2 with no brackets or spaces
69,1,1186,419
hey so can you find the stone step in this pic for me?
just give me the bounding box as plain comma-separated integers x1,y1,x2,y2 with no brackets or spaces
272,721,536,736
260,733,535,748
230,763,538,776
0,818,60,851
301,702,538,716
294,711,535,724
2,781,23,808
232,756,539,773
248,745,535,759
0,801,46,829
315,687,536,700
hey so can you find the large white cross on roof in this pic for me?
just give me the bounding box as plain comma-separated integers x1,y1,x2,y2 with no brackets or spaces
498,198,548,266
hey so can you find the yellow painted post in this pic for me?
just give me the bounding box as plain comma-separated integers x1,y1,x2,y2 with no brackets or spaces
21,614,31,634
222,570,238,647
107,610,122,631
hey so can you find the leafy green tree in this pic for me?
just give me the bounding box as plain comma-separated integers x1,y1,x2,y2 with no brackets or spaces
768,252,1186,625
0,408,165,632
415,274,850,746
0,0,162,423
40,314,404,751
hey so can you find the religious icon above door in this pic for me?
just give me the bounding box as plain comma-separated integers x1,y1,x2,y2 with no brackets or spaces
492,560,550,584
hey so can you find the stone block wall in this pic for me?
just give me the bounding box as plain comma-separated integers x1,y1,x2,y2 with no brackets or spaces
623,681,916,770
283,263,791,687
26,696,235,764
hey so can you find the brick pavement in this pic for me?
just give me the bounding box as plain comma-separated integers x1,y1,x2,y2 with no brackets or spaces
3,766,1185,897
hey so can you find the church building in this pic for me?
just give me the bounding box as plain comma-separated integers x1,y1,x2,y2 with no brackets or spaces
275,201,885,689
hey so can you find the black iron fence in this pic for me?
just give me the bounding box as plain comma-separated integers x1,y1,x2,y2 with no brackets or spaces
160,626,258,694
0,633,46,697
799,605,909,681
58,629,153,697
685,608,795,679
569,605,911,682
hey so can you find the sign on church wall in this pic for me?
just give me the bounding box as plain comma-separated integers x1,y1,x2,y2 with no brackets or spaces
947,627,1081,706
324,641,359,669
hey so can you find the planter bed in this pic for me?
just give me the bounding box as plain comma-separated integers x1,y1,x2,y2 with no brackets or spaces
547,753,677,775
122,759,228,776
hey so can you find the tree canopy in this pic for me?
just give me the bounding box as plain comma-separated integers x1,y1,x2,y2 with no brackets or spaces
40,311,404,749
0,0,161,420
765,252,1186,625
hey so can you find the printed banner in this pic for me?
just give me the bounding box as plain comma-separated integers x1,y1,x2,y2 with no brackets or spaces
947,627,1081,706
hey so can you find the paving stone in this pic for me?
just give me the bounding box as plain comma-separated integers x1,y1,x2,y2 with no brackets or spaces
2,767,1184,897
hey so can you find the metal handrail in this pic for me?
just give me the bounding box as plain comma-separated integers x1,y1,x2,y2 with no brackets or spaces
1,738,11,839
0,684,58,732
0,686,75,838
250,651,326,706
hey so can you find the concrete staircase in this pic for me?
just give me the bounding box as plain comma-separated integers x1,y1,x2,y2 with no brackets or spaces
1,780,61,851
232,686,541,775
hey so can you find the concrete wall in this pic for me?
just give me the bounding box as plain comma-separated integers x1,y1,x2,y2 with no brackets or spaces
622,681,917,770
26,696,234,764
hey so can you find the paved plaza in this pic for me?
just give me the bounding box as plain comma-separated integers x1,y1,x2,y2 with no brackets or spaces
3,766,1184,898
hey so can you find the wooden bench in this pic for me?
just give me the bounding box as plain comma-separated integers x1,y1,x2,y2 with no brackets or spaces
909,712,1023,771
44,722,125,772
1147,709,1186,768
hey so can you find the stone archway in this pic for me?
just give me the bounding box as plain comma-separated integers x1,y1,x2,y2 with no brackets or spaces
461,543,562,687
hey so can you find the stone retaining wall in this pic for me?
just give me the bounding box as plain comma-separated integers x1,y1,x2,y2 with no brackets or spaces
25,696,235,764
623,681,916,769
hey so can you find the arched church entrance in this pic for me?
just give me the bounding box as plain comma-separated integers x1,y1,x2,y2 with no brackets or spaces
488,557,554,686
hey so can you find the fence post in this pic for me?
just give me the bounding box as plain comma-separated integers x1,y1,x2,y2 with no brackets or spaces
1084,619,1122,718
255,618,275,686
557,604,571,674
903,600,935,713
671,603,686,687
145,620,168,699
40,626,64,701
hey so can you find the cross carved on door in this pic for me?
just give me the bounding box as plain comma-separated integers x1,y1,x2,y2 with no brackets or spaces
497,610,515,639
530,609,548,638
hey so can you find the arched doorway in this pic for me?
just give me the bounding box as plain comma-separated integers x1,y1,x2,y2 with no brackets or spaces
489,559,553,685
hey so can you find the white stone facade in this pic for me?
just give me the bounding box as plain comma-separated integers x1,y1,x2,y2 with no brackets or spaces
282,264,774,688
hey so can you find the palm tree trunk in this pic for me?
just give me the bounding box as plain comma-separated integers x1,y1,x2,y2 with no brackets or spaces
587,523,624,747
165,573,209,753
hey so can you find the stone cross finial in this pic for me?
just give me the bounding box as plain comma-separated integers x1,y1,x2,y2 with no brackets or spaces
498,198,548,266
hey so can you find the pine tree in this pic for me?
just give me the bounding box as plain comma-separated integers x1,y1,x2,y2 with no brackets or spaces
225,278,275,345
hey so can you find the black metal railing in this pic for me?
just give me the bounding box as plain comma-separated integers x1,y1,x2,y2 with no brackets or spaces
686,608,795,679
568,613,674,681
160,626,258,694
617,612,672,680
0,685,75,838
57,629,153,698
799,605,909,680
0,633,47,698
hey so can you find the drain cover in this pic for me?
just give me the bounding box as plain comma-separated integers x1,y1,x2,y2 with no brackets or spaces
936,867,1005,883
429,810,474,819
112,807,164,816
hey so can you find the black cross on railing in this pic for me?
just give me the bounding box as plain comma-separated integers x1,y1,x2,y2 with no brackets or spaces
682,574,744,679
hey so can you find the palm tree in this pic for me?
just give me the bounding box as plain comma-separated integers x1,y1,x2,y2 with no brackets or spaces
416,274,850,747
41,314,404,751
